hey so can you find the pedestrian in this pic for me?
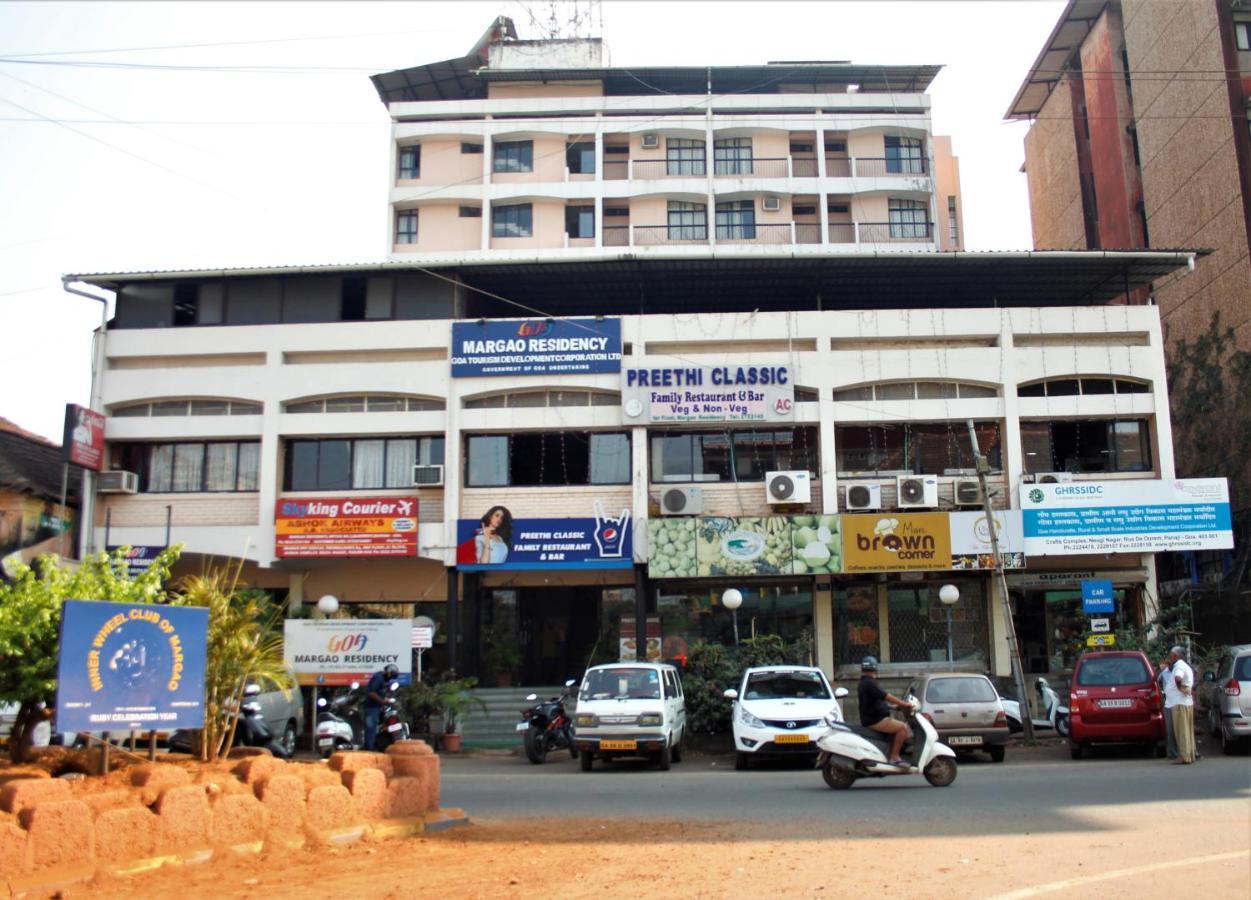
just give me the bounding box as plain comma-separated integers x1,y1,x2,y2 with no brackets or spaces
1166,646,1195,765
1158,657,1178,760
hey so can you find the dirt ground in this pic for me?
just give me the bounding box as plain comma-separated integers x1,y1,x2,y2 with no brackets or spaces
79,803,1249,900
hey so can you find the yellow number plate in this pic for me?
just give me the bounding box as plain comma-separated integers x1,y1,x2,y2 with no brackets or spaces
600,740,637,751
774,733,811,745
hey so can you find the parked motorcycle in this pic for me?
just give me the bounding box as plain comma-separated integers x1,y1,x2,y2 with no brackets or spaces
168,683,292,757
316,687,361,758
814,697,957,789
1000,677,1070,737
373,682,409,752
518,679,578,764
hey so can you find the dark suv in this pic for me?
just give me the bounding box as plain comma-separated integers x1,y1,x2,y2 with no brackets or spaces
1068,650,1165,759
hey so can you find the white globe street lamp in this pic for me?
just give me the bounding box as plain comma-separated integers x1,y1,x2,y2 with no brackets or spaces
317,594,340,616
938,584,960,670
722,588,743,647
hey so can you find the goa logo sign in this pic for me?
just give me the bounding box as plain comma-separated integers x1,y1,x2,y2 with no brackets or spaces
327,633,369,653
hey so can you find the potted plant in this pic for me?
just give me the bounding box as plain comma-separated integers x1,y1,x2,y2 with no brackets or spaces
482,631,522,687
434,675,487,753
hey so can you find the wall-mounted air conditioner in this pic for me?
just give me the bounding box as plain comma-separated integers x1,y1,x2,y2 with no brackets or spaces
845,483,882,512
766,470,811,505
412,464,444,487
660,486,702,515
98,470,139,494
640,133,659,149
762,196,781,211
1035,472,1074,484
953,478,984,506
896,474,938,509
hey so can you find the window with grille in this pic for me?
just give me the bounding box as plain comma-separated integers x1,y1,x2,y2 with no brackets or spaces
398,145,420,179
715,200,756,240
885,135,924,174
396,211,418,244
666,201,707,240
492,203,533,238
713,137,753,175
112,441,261,493
665,138,706,176
492,140,533,173
888,199,929,239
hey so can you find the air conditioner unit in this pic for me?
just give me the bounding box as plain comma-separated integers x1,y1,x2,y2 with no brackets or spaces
660,486,702,515
762,196,781,212
845,483,882,512
766,470,811,505
896,474,938,509
640,133,659,149
412,464,444,487
953,478,984,506
98,470,138,494
1035,472,1074,484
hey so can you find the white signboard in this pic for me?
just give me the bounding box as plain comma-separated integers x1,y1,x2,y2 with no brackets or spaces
411,625,433,649
283,619,412,686
622,364,794,424
1021,478,1233,556
948,510,1025,569
1090,617,1111,633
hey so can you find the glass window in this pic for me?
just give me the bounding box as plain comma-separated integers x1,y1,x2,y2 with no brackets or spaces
876,382,915,401
458,205,482,218
146,444,174,492
888,199,929,239
366,397,405,412
152,401,189,417
1081,379,1115,395
651,428,816,482
1047,379,1080,396
492,204,533,238
885,135,924,174
590,433,631,484
396,211,417,244
1020,421,1054,472
398,145,420,179
916,382,958,400
947,195,958,244
204,443,238,491
492,140,533,173
316,440,351,491
352,439,386,489
1236,22,1249,50
506,392,546,408
1017,382,1046,397
237,443,260,490
957,384,997,399
467,435,509,486
565,206,595,239
833,385,874,402
1115,379,1150,394
119,441,260,492
461,142,483,154
665,138,705,176
1111,420,1149,471
287,441,320,491
325,397,365,413
173,284,198,327
172,444,204,492
567,142,595,174
384,439,416,488
666,201,707,241
1020,419,1152,474
834,423,1000,475
659,583,813,654
887,583,985,665
715,200,755,240
713,137,752,175
113,405,149,418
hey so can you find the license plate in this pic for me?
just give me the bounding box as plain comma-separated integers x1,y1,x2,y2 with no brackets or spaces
387,722,404,732
774,733,811,745
515,722,530,731
317,738,333,748
948,736,982,746
1099,699,1133,709
600,740,636,751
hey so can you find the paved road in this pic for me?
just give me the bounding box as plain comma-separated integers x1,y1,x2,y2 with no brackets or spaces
443,741,1251,838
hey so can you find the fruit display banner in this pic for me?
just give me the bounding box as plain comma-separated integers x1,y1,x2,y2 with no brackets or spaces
647,515,842,579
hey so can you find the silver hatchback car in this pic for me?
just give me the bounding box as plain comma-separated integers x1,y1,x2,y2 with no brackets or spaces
1202,645,1251,754
907,673,1009,763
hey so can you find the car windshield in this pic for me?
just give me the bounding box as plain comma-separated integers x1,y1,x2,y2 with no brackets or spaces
925,677,996,703
744,671,830,700
580,668,662,701
1077,656,1151,686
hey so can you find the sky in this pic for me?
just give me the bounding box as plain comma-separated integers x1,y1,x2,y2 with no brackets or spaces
0,0,1065,442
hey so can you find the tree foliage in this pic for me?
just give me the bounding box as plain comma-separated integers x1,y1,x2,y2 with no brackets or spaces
0,546,181,762
682,632,816,734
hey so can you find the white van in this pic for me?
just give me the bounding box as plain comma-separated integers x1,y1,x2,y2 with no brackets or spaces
573,663,686,771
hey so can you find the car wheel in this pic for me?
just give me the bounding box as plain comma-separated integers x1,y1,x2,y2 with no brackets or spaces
282,722,297,757
523,726,547,764
580,750,593,772
1056,714,1070,738
671,731,683,764
1208,706,1221,738
1069,743,1084,760
1220,729,1242,756
988,745,1005,763
734,751,750,771
656,743,672,771
822,760,856,789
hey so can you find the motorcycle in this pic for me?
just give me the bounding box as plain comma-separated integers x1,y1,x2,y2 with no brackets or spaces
518,679,578,764
1000,677,1070,737
814,697,957,789
373,682,409,752
316,687,360,758
167,683,291,757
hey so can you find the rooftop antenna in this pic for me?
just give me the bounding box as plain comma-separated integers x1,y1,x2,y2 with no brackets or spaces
518,0,601,39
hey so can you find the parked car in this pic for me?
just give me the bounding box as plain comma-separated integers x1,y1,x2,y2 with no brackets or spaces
169,674,303,755
907,673,1009,763
1068,650,1165,759
724,666,848,770
573,663,686,771
1201,644,1251,755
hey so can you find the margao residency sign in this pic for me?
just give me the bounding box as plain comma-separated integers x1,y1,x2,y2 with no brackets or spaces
451,318,621,377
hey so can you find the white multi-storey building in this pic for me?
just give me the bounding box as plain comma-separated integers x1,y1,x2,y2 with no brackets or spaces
68,20,1202,698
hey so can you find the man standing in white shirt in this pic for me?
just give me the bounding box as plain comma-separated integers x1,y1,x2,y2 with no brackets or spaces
1159,657,1178,759
1167,645,1195,764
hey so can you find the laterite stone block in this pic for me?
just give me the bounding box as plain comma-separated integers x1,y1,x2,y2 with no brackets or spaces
210,792,267,846
20,800,93,870
391,754,440,811
385,740,433,757
0,819,29,877
297,765,343,795
341,768,387,819
328,751,393,778
232,755,287,785
94,806,159,862
0,778,69,816
384,776,426,818
305,785,355,835
155,785,210,851
255,774,305,834
130,763,192,804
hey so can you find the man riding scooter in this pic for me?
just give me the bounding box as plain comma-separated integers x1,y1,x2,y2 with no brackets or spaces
363,663,399,751
858,656,913,768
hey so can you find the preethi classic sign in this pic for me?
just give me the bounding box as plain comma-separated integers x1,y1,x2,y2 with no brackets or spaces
622,364,794,423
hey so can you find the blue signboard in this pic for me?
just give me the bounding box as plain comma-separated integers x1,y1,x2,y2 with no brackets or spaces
451,317,621,377
1081,579,1116,615
56,600,209,732
455,505,632,571
107,545,167,578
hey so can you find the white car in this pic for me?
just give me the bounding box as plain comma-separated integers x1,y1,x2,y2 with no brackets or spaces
724,666,848,770
574,663,686,771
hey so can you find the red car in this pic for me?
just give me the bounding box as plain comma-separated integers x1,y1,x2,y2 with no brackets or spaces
1068,650,1165,759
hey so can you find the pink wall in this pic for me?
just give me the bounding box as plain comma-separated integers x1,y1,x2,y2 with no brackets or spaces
492,135,567,184
396,138,483,187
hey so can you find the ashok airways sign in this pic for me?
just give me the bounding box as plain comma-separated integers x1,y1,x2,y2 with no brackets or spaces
621,365,794,423
275,496,418,558
451,318,621,377
1021,478,1233,556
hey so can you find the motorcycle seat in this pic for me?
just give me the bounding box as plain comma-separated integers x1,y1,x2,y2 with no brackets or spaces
846,723,896,749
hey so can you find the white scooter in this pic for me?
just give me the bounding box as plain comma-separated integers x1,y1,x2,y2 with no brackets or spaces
814,698,957,788
1000,677,1069,737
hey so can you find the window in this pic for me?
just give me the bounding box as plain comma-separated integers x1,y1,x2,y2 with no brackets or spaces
666,201,706,241
461,142,483,154
1019,419,1151,474
604,207,629,217
464,432,632,487
824,140,847,152
112,399,261,417
114,441,260,493
713,137,752,175
715,200,756,240
458,205,482,218
283,437,444,491
833,382,998,402
396,211,418,244
1018,378,1151,397
888,199,929,239
649,427,818,483
173,284,198,326
834,422,1001,475
341,277,367,321
947,196,959,244
1236,22,1249,50
492,203,533,238
463,390,618,409
283,395,445,413
828,202,850,214
567,141,595,174
397,145,420,179
789,141,813,153
492,140,533,173
885,135,924,174
566,206,595,239
793,205,816,216
665,138,705,176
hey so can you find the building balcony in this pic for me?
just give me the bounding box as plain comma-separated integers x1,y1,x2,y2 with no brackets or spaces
598,221,934,248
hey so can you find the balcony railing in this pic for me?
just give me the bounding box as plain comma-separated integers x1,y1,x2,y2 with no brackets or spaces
792,156,818,178
851,157,929,177
603,160,628,181
825,155,851,177
565,221,935,247
828,222,855,244
712,158,789,178
597,155,928,181
714,223,793,244
858,221,934,242
632,159,706,179
603,225,630,246
795,223,822,245
633,225,708,245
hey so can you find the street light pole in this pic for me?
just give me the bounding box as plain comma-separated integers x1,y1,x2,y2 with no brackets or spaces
722,588,743,647
939,584,959,671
